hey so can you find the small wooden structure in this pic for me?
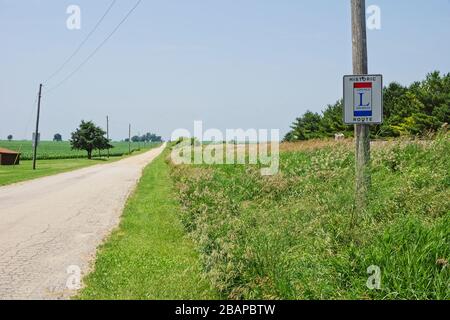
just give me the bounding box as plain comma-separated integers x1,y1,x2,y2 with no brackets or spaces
0,148,21,165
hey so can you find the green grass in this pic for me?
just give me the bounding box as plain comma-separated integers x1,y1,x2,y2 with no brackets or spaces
77,149,216,300
171,134,450,299
0,158,106,186
0,140,158,160
0,144,160,186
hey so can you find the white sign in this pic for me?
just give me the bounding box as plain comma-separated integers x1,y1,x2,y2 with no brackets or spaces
343,75,383,124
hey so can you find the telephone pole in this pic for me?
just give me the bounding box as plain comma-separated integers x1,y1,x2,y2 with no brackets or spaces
32,84,43,170
106,116,110,159
138,131,141,150
351,0,371,213
128,124,131,154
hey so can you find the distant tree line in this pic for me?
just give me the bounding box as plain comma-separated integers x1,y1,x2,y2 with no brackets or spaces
125,132,163,143
284,71,450,141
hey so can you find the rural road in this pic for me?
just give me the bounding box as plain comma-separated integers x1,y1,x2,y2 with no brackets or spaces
0,143,166,299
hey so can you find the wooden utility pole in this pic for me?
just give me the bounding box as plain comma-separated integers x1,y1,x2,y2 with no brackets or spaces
106,116,110,158
138,131,141,150
32,84,43,170
351,0,371,213
128,124,131,154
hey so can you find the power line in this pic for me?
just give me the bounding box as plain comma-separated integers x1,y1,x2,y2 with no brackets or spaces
45,0,117,83
45,0,142,95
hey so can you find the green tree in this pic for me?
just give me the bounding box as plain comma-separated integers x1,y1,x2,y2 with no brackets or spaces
288,111,323,141
141,132,162,142
390,113,441,136
70,121,113,159
283,131,296,142
414,71,450,117
53,133,62,142
320,100,352,136
285,71,450,141
7,135,13,141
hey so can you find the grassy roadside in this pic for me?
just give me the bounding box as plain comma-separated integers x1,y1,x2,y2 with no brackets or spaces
0,146,159,187
0,158,109,186
77,149,216,299
171,135,450,299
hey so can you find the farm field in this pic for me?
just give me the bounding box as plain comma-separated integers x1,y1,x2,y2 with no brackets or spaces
0,140,159,160
0,142,161,186
170,134,450,299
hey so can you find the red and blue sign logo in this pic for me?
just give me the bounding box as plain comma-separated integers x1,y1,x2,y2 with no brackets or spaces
353,82,373,117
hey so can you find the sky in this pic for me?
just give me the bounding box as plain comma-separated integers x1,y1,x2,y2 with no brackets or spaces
1,0,450,141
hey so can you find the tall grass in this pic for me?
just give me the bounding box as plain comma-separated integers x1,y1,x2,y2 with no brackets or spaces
170,134,450,299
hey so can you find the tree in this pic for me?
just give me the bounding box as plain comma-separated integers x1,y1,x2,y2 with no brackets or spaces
288,111,323,141
284,71,450,141
53,133,62,142
283,131,295,142
7,135,13,141
138,132,163,143
125,132,163,143
320,100,353,136
70,120,113,159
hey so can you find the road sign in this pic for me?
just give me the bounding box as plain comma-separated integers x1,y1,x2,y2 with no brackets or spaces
32,133,40,148
343,74,383,124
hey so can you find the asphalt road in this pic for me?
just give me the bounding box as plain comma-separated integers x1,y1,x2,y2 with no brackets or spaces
0,144,166,299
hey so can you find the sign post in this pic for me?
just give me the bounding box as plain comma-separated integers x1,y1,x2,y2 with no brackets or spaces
348,0,380,220
344,74,383,219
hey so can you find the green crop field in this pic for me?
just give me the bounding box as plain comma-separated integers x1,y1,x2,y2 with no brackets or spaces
0,140,159,160
170,134,450,300
0,141,162,186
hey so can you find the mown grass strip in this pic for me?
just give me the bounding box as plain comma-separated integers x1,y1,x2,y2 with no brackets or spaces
0,158,108,186
77,149,216,300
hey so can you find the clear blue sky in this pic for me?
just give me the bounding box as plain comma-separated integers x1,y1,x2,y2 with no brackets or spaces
1,0,450,141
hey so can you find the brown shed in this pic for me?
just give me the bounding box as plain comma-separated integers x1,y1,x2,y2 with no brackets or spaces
0,148,21,165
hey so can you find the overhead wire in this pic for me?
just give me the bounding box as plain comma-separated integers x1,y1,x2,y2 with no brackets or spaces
44,0,117,83
45,0,142,95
